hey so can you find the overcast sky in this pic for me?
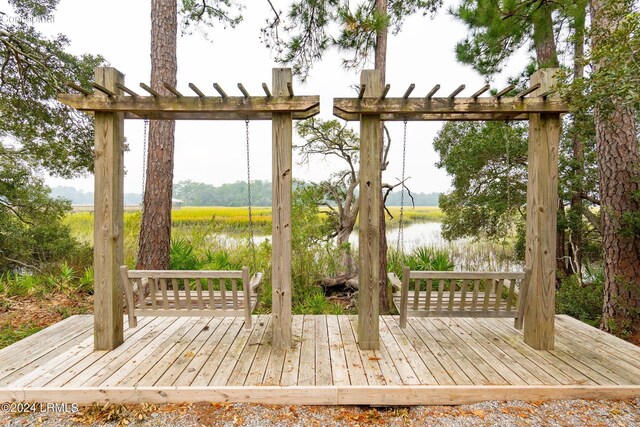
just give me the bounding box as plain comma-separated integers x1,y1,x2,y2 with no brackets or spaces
6,0,527,194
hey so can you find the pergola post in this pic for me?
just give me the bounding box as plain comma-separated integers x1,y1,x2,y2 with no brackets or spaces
357,70,382,350
93,67,125,350
271,68,293,349
524,68,561,350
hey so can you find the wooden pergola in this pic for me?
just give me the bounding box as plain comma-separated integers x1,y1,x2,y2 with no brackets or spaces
334,69,569,351
59,67,319,351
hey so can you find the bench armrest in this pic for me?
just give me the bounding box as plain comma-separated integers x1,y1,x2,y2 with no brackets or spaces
250,272,263,292
388,272,402,291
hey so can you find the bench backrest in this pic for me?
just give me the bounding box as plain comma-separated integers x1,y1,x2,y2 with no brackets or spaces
391,268,532,329
120,266,261,328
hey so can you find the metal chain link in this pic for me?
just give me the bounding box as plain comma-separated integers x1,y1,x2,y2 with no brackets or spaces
245,119,257,271
397,119,408,254
141,119,149,212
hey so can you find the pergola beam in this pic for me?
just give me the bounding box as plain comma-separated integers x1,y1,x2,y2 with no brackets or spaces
333,96,569,118
333,108,528,122
57,94,319,116
124,106,320,121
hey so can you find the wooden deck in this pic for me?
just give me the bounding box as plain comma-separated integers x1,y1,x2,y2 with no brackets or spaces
0,314,639,405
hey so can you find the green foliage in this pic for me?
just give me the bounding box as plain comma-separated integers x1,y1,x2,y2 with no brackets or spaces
387,246,454,277
1,2,104,178
266,0,442,79
0,151,82,273
179,0,243,36
173,180,272,207
433,121,528,240
556,268,604,327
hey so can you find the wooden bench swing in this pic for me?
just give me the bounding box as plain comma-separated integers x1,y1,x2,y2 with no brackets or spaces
382,110,533,330
119,110,267,329
120,267,262,329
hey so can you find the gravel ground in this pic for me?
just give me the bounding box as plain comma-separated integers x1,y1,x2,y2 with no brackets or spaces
1,399,639,426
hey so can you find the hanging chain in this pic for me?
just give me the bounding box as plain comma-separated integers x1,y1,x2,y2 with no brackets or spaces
397,119,408,254
141,119,149,212
245,119,257,271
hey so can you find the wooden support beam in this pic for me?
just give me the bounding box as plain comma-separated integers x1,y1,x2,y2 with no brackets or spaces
213,83,228,99
163,83,183,97
357,69,382,350
524,68,560,350
189,83,206,98
332,96,569,117
92,82,115,97
515,83,541,99
447,84,465,99
403,84,415,100
123,106,320,121
57,94,320,117
471,84,490,99
380,84,390,100
332,108,527,122
93,67,125,350
286,82,294,97
271,68,293,349
425,84,440,100
238,83,250,99
262,83,272,98
358,84,366,100
139,83,160,98
495,84,515,99
65,82,92,96
115,83,139,97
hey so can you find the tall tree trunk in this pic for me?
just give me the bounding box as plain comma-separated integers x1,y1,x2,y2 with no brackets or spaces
374,0,390,313
137,0,177,270
568,5,587,280
591,0,640,335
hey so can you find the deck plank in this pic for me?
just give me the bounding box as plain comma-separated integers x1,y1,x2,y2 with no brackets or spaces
379,316,420,384
155,317,223,386
327,315,350,386
337,316,368,385
190,318,245,386
454,317,547,385
430,318,510,385
556,316,640,371
406,315,471,384
382,316,437,384
0,316,93,382
386,316,454,385
277,315,303,386
417,318,486,384
315,315,332,386
349,316,402,385
173,317,235,386
97,317,196,387
227,315,270,386
295,315,315,386
209,318,254,386
244,317,273,385
133,317,213,386
0,314,639,404
483,318,596,385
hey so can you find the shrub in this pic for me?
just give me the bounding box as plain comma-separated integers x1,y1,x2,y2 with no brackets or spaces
556,268,604,327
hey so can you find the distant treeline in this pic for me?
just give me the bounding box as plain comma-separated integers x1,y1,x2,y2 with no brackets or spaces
52,181,440,207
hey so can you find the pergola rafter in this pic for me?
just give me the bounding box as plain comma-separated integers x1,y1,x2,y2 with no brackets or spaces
61,84,320,121
333,82,568,122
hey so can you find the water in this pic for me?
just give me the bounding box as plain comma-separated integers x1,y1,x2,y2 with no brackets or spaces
206,221,522,272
